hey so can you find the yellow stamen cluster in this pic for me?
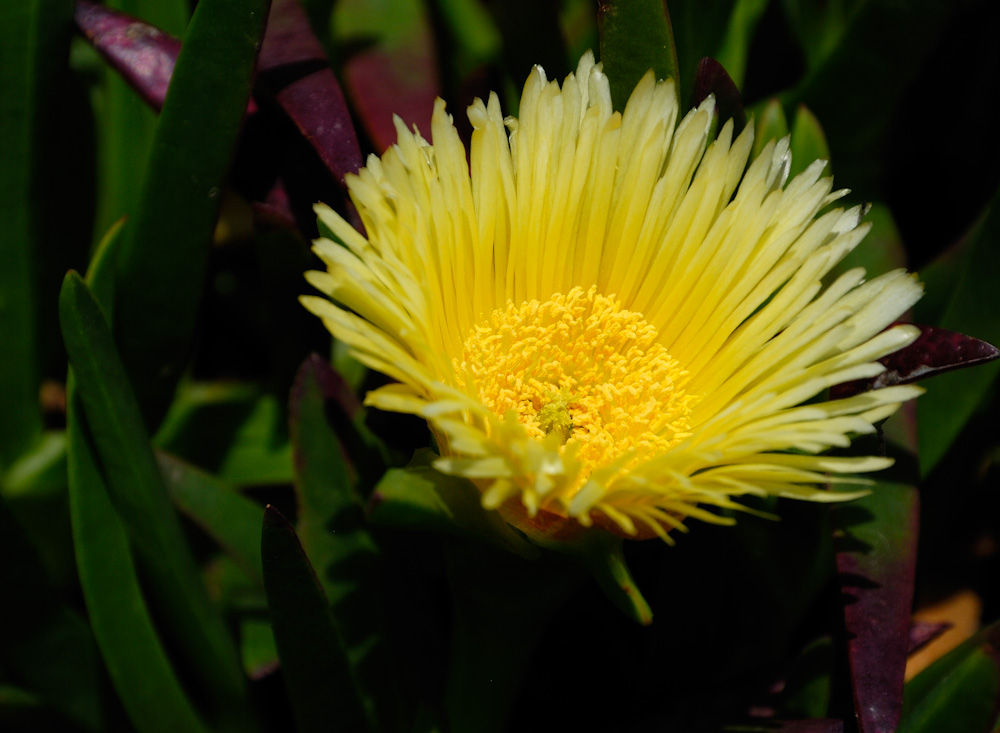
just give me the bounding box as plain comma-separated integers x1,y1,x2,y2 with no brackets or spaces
456,286,695,490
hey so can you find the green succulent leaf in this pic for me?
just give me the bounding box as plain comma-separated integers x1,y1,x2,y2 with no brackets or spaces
598,0,679,112
158,452,265,586
915,185,1000,475
788,104,829,179
751,98,789,159
290,354,407,731
155,384,294,487
110,0,270,430
712,0,770,91
0,0,73,467
66,388,208,733
261,505,372,733
368,450,538,559
59,271,251,727
900,620,1000,733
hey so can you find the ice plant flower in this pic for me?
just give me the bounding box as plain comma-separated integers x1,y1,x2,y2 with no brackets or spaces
302,52,923,542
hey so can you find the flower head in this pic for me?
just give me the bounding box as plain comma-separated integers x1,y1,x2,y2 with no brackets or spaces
302,52,923,542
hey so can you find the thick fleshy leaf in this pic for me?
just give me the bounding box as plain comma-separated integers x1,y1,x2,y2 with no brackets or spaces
59,272,250,726
598,0,680,112
777,637,835,719
429,0,501,78
831,324,1000,399
788,104,829,179
833,481,920,733
784,1,954,197
112,0,270,431
0,496,101,731
443,542,584,733
752,98,789,158
158,452,265,586
0,0,71,466
899,620,1000,733
239,617,280,681
367,451,538,559
1,432,76,590
691,57,745,131
916,186,1000,475
256,0,362,186
909,621,952,656
260,505,371,733
74,0,181,111
66,387,208,733
290,354,406,731
155,385,294,487
668,0,744,110
711,0,770,90
334,0,440,151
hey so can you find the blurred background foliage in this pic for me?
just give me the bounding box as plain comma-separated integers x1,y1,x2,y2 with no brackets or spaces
2,0,1000,731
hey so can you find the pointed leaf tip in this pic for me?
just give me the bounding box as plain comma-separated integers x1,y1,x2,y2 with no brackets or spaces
75,0,181,112
692,57,745,130
832,324,1000,398
257,0,362,185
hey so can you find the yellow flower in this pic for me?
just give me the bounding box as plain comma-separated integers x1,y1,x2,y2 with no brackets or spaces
302,52,923,543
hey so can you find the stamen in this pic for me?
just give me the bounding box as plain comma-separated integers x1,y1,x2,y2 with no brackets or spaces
456,286,697,492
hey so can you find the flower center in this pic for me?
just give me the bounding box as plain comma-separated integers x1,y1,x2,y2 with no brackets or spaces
457,286,696,482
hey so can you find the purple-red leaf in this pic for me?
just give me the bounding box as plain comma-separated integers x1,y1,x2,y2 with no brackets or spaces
908,620,952,656
691,57,746,131
834,483,920,733
832,324,1000,399
256,0,362,186
342,31,440,152
74,0,182,112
